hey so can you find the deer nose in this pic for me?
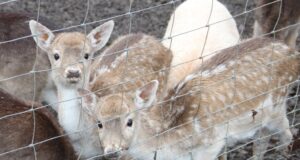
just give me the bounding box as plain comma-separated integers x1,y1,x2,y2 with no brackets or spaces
66,69,80,78
104,147,121,159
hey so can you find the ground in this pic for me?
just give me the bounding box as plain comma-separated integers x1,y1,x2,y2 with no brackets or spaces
0,0,299,159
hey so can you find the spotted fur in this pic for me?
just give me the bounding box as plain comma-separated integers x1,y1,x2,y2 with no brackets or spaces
96,38,299,160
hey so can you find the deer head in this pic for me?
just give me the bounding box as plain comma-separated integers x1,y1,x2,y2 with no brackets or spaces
29,20,114,89
77,80,159,159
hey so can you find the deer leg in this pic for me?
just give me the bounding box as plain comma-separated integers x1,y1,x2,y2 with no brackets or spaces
277,116,293,158
253,21,264,37
252,127,271,160
285,26,299,50
267,113,293,158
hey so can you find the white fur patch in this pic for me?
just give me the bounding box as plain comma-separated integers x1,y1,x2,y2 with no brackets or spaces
58,88,101,158
244,56,253,61
111,52,126,68
97,65,110,75
201,70,211,77
58,88,81,134
217,94,226,103
256,81,261,86
176,74,197,94
210,64,226,75
262,76,269,83
228,61,235,66
193,118,202,133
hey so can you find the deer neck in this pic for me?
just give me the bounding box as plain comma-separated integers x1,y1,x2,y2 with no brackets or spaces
57,86,82,134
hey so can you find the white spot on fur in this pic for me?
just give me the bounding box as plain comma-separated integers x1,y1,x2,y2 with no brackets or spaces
240,76,246,81
237,92,244,99
210,64,226,75
193,118,202,133
289,76,293,81
244,56,252,61
210,95,216,102
192,104,198,109
218,94,226,103
202,94,208,100
97,65,110,75
229,61,235,66
262,76,269,83
201,70,211,77
111,52,126,68
256,81,261,86
176,74,197,93
227,92,234,99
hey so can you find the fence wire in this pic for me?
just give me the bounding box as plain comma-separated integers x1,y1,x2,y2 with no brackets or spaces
0,0,300,160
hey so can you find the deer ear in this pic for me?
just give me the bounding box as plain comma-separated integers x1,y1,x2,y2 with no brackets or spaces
87,20,114,52
135,80,159,109
78,88,97,115
29,20,55,51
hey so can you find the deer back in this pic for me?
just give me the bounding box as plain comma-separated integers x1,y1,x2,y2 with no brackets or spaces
90,33,173,99
0,13,55,101
171,38,299,139
0,89,76,160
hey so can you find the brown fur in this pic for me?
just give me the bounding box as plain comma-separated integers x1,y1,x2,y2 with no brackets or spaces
0,13,55,101
87,33,172,158
0,89,76,160
199,38,274,71
254,0,300,48
98,33,143,67
98,38,299,159
90,33,172,99
144,38,299,159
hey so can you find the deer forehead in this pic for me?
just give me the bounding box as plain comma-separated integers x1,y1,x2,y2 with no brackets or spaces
52,32,92,51
98,94,133,117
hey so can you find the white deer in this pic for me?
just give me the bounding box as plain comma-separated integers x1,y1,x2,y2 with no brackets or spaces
163,0,240,90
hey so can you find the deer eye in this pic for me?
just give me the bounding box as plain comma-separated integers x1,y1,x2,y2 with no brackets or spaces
54,53,60,60
127,119,133,127
84,53,89,60
97,121,103,129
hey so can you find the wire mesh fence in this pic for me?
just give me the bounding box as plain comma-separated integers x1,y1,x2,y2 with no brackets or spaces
0,0,299,159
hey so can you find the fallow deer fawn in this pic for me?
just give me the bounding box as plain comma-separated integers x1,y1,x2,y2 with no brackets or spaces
29,20,114,159
79,33,172,159
254,0,300,49
0,89,76,160
163,0,239,90
86,38,298,159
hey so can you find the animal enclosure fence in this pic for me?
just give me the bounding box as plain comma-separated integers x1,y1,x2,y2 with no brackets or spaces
0,0,300,159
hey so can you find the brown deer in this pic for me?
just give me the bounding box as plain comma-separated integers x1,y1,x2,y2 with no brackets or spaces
254,0,300,49
78,33,172,159
0,88,76,160
28,20,114,159
84,38,298,159
0,13,54,103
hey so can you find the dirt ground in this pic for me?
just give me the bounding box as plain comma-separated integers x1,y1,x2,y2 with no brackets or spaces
1,0,299,159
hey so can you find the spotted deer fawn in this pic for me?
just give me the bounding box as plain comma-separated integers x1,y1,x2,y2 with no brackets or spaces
77,33,172,159
163,0,239,90
0,13,55,102
254,0,300,49
29,20,114,159
0,89,76,160
86,38,298,159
